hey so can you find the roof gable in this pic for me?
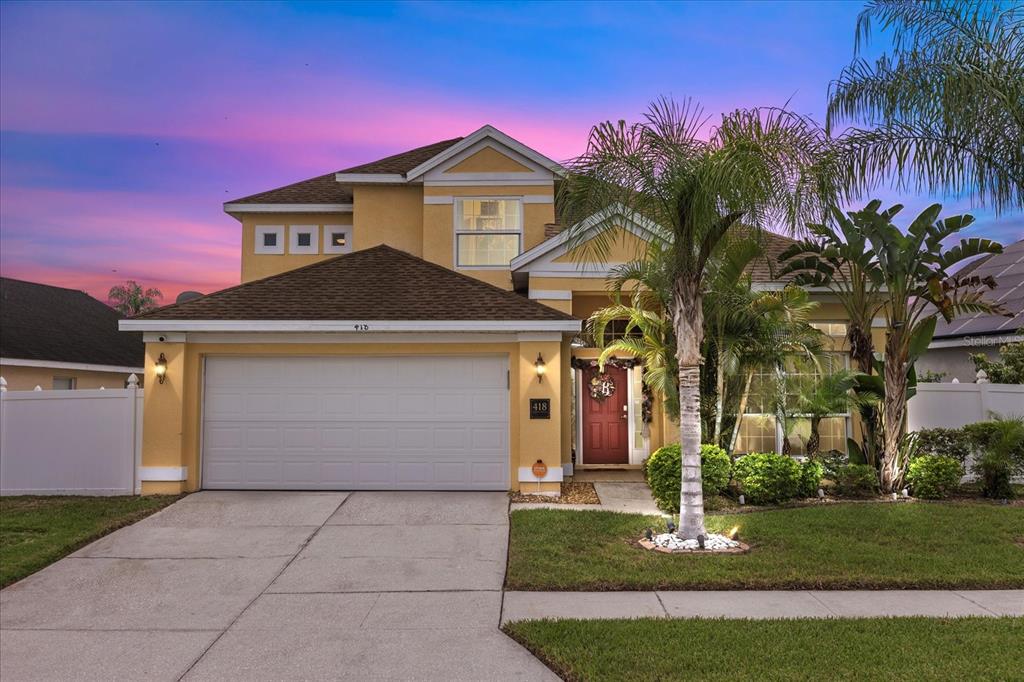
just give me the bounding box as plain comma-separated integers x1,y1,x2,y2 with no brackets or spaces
0,277,144,369
128,246,578,330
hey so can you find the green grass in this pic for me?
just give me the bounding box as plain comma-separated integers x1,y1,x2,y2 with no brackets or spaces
0,495,181,587
507,503,1024,590
505,617,1024,682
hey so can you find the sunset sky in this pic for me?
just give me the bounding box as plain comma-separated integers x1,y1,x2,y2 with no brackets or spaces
2,1,1021,303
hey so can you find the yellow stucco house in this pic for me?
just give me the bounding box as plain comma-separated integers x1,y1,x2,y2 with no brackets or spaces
122,125,874,496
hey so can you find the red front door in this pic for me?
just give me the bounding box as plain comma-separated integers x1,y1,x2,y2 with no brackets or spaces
582,365,629,464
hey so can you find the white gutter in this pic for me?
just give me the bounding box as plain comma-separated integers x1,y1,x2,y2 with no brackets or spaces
119,319,582,333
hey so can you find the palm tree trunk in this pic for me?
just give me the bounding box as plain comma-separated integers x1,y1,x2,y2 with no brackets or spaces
879,332,908,492
712,351,726,447
672,276,706,540
728,369,755,455
848,323,879,466
807,416,821,459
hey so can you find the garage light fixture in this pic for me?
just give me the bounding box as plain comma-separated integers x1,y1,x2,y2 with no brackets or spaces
534,352,546,383
154,353,168,384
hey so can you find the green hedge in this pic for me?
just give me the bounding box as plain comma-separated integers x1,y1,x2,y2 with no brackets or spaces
907,455,963,499
914,427,972,463
643,444,731,513
832,464,878,497
733,452,806,505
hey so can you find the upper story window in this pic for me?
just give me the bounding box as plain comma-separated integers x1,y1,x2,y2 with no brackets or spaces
254,225,285,254
323,225,353,254
454,198,522,267
289,225,318,254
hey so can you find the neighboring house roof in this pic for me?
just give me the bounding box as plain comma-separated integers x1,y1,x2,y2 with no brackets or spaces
0,277,144,370
128,245,578,330
933,238,1024,339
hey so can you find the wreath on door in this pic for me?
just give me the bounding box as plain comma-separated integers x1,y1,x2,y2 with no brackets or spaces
589,372,616,401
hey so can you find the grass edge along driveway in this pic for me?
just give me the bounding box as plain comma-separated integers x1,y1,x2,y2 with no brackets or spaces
504,616,1024,682
507,503,1024,590
1,495,182,588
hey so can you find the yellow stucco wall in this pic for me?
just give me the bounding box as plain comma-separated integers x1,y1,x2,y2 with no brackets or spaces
0,364,137,391
139,339,564,495
240,213,354,282
552,227,649,264
352,185,424,255
445,147,533,173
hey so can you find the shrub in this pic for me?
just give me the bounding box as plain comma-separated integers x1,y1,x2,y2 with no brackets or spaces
832,464,878,497
643,444,732,513
820,449,849,479
799,459,824,498
914,427,972,464
732,452,803,504
968,416,1024,499
907,455,964,499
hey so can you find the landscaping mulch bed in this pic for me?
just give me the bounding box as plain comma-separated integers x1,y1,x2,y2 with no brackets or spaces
510,481,600,505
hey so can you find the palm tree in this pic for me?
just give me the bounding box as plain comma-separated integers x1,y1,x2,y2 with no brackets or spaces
560,98,837,539
589,250,679,418
727,286,825,455
777,206,886,464
851,201,1002,491
792,369,868,458
108,280,163,317
830,0,1024,213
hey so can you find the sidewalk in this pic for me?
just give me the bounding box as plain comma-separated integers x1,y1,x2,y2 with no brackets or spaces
510,481,661,515
501,590,1024,623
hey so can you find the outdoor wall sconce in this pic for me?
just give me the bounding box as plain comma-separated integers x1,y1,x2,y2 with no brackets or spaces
534,352,546,383
154,353,168,384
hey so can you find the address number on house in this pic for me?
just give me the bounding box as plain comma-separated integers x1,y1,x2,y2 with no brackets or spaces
352,324,370,331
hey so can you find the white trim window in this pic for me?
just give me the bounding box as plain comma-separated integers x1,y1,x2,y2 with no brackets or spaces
323,225,353,254
254,225,285,254
52,376,77,390
289,225,319,254
454,198,522,267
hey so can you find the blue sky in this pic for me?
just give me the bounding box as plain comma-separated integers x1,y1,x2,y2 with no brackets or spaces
1,1,1020,299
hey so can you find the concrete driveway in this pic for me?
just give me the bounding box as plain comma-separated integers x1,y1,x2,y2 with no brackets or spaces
0,491,556,681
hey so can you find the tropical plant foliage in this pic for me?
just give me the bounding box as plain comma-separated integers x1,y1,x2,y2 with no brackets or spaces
792,369,871,458
829,0,1024,213
108,280,163,317
970,342,1024,383
779,200,1004,490
560,98,836,539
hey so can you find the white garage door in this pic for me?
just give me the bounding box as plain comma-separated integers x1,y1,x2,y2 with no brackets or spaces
202,356,509,490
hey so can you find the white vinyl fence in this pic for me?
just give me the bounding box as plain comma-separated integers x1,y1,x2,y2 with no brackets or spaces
907,382,1024,431
0,379,143,495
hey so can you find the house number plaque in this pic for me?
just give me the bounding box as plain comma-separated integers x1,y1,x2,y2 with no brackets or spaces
529,399,551,419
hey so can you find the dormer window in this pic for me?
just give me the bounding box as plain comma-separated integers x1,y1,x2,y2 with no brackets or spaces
289,225,318,254
455,198,522,267
254,225,285,254
323,225,352,254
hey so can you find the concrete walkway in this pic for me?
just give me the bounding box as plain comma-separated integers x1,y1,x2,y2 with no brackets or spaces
502,590,1024,623
1,491,555,682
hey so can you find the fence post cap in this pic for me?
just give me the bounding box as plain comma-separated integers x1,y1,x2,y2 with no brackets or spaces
99,386,105,390
0,376,6,392
127,373,139,387
33,385,42,391
976,369,989,383
951,377,960,384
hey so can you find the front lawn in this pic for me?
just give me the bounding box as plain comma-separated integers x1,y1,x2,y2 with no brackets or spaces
0,495,181,587
505,617,1024,682
507,503,1024,590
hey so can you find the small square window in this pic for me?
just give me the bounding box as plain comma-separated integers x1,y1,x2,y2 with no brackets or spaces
52,377,76,390
255,226,285,254
289,225,318,254
323,225,353,254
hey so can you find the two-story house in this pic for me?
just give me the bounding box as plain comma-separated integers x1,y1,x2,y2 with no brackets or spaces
122,125,867,496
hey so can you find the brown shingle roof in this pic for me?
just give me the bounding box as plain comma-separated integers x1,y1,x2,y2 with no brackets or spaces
226,137,464,207
0,277,144,368
338,137,463,174
138,245,576,322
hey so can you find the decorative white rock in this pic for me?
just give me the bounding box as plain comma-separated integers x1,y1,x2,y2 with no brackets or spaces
639,532,749,554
